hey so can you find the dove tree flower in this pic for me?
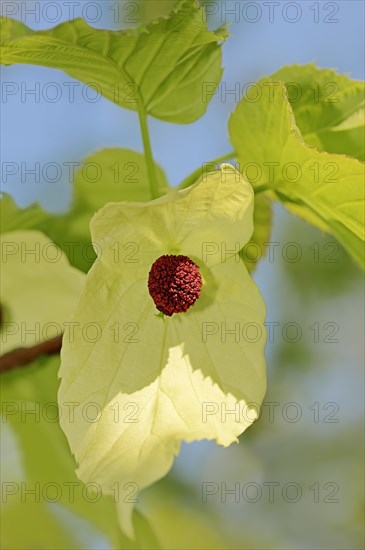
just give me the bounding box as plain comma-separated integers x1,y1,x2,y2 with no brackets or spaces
58,164,267,536
1,0,364,544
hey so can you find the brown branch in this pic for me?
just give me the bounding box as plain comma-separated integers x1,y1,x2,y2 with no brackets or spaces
0,335,63,374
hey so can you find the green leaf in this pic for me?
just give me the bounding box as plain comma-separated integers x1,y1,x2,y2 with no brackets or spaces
0,193,91,270
240,195,273,272
58,165,267,538
0,0,227,123
0,193,51,234
229,80,365,270
271,64,365,161
0,17,29,42
0,230,85,354
72,148,169,210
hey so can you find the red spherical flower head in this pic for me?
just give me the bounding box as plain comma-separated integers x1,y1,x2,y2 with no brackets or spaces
148,255,202,316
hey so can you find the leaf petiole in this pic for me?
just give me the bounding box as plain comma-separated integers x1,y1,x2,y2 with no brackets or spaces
138,103,160,200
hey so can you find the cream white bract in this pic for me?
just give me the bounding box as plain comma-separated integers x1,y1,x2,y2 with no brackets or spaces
58,164,267,537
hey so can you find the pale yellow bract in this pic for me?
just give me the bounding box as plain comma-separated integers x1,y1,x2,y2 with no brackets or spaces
58,164,267,538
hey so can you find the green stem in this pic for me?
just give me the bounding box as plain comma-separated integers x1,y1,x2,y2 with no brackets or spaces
178,150,236,190
138,103,159,199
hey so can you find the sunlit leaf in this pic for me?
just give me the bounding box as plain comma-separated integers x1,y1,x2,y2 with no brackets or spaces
271,64,365,161
0,0,227,123
229,80,365,269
